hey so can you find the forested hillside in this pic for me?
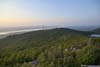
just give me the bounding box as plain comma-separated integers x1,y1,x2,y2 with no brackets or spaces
0,28,100,67
93,28,100,34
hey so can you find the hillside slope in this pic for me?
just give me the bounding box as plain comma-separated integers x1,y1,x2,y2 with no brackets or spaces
93,28,100,34
0,28,89,49
0,28,100,67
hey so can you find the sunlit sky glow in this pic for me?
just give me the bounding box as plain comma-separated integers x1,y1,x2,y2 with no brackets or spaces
0,0,100,27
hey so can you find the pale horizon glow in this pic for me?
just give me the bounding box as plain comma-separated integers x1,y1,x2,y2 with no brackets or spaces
0,0,100,27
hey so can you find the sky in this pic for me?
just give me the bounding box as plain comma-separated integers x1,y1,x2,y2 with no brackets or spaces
0,0,100,27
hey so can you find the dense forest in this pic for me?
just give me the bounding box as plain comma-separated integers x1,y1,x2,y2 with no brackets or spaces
0,28,100,67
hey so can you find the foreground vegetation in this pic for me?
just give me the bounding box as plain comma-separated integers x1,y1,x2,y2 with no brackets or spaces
0,28,100,67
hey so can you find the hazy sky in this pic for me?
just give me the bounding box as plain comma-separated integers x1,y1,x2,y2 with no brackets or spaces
0,0,100,27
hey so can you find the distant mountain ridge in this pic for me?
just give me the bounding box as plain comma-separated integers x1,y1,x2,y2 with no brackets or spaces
68,26,100,31
93,28,100,34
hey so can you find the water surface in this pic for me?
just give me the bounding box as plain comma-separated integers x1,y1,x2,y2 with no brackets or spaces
90,34,100,37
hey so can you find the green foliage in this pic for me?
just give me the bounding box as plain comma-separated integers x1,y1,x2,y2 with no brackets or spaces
0,28,100,67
